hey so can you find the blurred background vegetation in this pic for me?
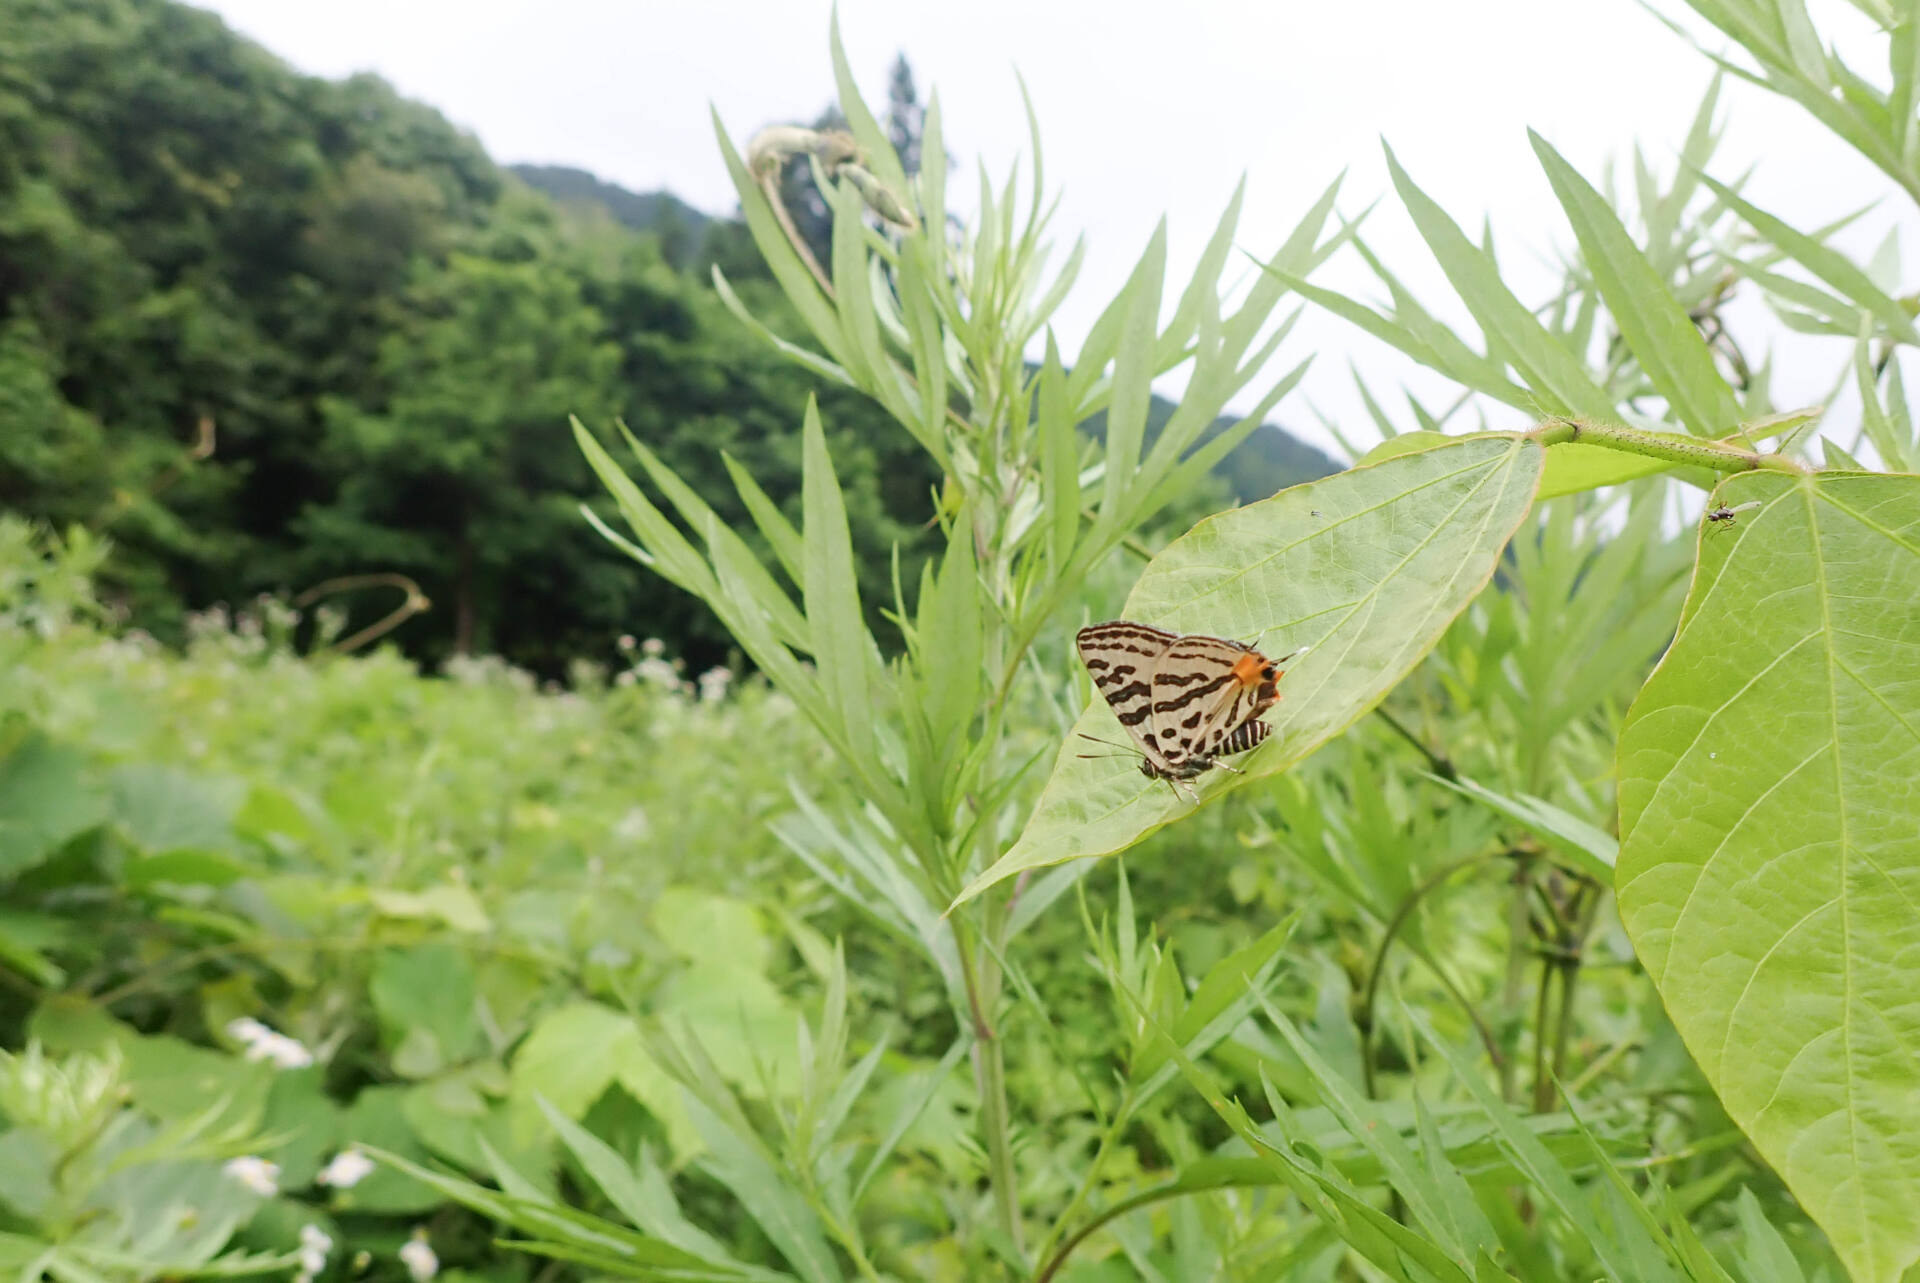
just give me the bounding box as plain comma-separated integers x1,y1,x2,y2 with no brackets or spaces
0,0,1334,676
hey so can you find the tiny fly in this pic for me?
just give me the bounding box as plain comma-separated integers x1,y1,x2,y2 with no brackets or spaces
1705,500,1760,530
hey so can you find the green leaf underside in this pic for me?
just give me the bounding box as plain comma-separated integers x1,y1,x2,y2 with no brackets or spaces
1616,470,1920,1283
954,435,1542,906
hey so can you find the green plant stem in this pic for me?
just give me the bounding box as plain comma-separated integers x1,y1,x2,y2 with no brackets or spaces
1529,417,1808,473
1499,854,1534,1105
1550,959,1579,1098
1530,952,1558,1114
1358,850,1512,1099
1565,1034,1638,1095
953,924,1025,1256
1031,1172,1212,1283
1371,704,1455,779
1546,882,1600,1102
820,1207,885,1282
975,1036,1023,1254
1030,1091,1134,1280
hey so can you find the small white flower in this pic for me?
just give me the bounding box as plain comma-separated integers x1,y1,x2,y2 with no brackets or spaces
635,656,680,689
316,1147,375,1188
225,1017,268,1043
235,1025,314,1071
223,1155,280,1196
270,1035,316,1070
641,637,666,657
399,1227,438,1282
697,666,732,703
295,1222,334,1279
611,807,650,842
617,634,637,652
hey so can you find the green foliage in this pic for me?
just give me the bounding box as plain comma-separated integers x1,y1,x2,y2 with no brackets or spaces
1618,470,1920,1282
1,3,1327,674
0,0,941,672
0,1042,292,1279
7,1,1920,1280
303,249,625,660
549,7,1881,1279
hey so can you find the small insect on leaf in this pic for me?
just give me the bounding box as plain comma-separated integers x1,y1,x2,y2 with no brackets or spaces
1075,621,1288,801
1704,499,1761,530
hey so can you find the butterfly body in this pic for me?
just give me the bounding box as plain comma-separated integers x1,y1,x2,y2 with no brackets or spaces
1076,620,1286,796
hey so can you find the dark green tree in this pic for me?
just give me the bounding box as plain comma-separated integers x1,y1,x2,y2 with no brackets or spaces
885,53,924,177
300,245,622,660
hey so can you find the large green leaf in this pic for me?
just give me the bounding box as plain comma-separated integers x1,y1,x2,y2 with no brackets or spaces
0,732,106,875
369,943,479,1076
1616,469,1920,1283
953,435,1542,905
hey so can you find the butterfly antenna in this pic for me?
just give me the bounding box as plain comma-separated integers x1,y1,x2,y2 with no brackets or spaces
1077,732,1139,754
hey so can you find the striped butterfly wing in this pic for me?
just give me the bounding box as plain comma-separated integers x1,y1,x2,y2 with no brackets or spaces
1149,634,1280,769
1076,621,1180,773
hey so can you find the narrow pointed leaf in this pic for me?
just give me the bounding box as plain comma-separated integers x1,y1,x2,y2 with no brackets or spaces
711,268,854,388
1101,223,1167,519
1702,172,1920,345
827,11,908,196
713,110,850,368
723,454,805,589
1531,132,1743,437
1386,146,1617,421
800,400,874,771
1427,774,1616,878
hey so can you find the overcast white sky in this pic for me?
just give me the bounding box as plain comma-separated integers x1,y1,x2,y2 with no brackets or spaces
197,0,1908,460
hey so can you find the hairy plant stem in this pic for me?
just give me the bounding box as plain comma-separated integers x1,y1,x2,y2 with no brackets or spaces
1529,417,1809,472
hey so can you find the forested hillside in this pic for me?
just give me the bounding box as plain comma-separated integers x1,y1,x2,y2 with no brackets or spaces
0,0,1334,674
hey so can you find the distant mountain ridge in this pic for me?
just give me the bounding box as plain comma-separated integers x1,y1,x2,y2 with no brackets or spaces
511,163,1342,502
510,164,712,236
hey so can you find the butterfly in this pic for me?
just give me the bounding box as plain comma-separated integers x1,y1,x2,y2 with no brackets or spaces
1075,620,1288,798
